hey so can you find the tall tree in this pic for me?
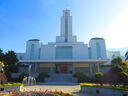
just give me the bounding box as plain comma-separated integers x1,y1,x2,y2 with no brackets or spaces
4,51,18,66
0,49,4,61
125,51,128,61
111,56,126,69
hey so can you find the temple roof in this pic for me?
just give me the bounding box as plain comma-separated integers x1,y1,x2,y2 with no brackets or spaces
28,39,40,41
91,38,104,40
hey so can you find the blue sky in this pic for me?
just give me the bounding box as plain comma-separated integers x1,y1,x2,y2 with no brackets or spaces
0,0,128,53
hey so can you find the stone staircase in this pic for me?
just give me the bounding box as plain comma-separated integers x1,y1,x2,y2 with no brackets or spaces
45,74,77,83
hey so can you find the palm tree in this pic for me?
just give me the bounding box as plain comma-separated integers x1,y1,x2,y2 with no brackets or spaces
125,51,128,61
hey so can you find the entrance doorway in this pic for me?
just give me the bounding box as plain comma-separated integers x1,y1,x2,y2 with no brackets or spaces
55,64,72,73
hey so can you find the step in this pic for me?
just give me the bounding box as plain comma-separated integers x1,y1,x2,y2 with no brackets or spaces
49,77,73,82
38,82,79,85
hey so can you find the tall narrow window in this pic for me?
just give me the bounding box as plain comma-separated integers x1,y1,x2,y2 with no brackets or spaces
96,43,101,59
38,48,41,59
65,11,68,42
30,44,35,59
88,47,92,59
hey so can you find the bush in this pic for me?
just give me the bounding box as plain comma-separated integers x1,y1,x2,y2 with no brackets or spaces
5,71,11,81
101,67,122,87
73,72,86,83
119,72,128,84
95,72,104,83
36,72,50,82
10,78,19,82
18,72,28,82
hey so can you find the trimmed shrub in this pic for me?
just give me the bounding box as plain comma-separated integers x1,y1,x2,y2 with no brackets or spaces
95,72,104,83
73,72,86,83
36,72,50,82
18,72,28,82
119,72,128,84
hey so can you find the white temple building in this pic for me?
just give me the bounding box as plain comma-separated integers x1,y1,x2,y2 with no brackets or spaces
17,9,108,78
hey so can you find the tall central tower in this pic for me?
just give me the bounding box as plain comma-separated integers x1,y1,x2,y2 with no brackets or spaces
56,9,77,43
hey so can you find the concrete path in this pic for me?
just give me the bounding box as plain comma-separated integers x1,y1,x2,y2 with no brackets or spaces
24,85,95,96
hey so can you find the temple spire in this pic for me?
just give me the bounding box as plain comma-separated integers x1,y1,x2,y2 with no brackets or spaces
56,9,77,43
66,5,68,10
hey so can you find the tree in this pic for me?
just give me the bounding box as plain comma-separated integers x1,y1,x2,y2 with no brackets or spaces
3,51,18,73
125,51,128,61
36,72,49,82
111,56,126,69
4,51,18,66
101,67,122,87
119,72,128,85
95,72,104,85
73,72,87,83
0,49,4,61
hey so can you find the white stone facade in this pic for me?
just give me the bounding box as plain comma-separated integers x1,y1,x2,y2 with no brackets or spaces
16,9,108,76
17,9,107,61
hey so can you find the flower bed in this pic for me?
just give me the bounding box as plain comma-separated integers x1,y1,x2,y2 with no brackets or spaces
0,83,24,92
9,90,74,96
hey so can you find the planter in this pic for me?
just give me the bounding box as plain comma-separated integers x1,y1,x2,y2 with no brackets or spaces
81,86,128,96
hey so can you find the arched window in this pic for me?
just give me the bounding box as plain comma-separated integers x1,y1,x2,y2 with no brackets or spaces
96,43,101,59
30,44,35,59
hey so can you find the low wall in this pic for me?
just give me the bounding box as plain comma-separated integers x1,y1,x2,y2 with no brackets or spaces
81,86,128,96
0,85,23,92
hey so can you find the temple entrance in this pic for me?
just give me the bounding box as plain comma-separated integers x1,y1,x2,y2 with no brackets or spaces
55,64,72,73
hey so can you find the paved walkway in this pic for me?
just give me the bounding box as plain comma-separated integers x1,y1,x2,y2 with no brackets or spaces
24,85,95,96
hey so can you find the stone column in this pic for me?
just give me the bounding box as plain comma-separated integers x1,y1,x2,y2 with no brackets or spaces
97,63,100,73
50,63,53,74
34,63,37,73
72,63,75,74
89,63,93,76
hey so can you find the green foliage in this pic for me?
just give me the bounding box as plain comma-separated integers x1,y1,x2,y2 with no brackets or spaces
5,71,11,81
4,51,18,66
0,49,19,72
95,72,104,83
111,56,126,69
125,51,128,61
119,72,128,84
18,72,28,82
101,67,123,86
0,49,4,61
7,65,18,73
36,72,50,82
73,72,87,83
